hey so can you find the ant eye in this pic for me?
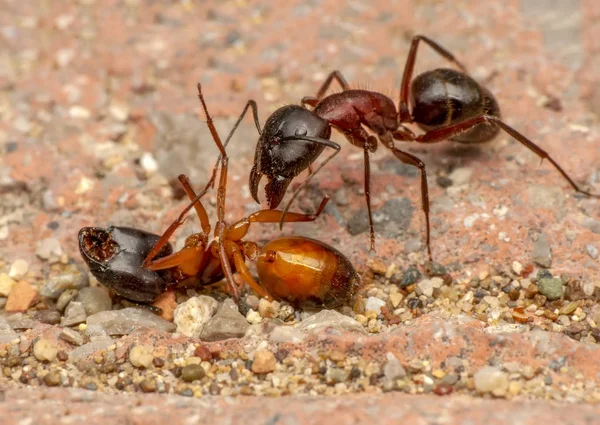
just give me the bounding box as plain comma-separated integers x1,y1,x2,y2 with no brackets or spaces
295,126,307,136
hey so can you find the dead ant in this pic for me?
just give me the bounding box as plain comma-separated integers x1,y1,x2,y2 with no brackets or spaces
211,34,599,259
79,84,361,309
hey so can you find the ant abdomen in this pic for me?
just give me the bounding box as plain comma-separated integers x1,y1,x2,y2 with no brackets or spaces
411,68,500,143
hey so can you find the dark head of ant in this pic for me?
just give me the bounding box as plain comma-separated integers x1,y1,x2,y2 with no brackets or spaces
249,105,331,208
78,226,173,303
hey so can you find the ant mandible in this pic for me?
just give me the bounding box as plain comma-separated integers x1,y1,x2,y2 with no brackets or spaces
228,34,599,259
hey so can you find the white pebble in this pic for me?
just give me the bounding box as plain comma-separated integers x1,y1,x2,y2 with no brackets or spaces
246,309,262,324
33,339,58,362
0,274,17,296
448,167,472,185
417,280,434,298
68,105,91,119
9,259,29,279
109,101,129,122
140,152,158,174
129,345,154,368
364,297,386,314
511,261,523,275
173,296,218,338
474,366,508,396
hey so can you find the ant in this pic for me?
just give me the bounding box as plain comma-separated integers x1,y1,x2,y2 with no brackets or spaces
216,34,599,259
79,84,361,309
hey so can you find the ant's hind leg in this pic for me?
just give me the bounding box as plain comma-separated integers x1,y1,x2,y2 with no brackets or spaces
399,35,467,122
415,114,600,198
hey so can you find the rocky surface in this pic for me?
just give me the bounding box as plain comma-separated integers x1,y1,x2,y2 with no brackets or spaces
1,0,600,423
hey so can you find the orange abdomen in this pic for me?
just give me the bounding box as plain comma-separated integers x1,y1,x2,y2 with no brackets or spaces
256,237,360,308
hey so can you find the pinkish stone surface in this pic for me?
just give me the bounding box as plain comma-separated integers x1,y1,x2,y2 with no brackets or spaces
3,388,600,425
1,0,600,423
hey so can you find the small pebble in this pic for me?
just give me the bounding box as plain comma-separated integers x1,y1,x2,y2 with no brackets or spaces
383,352,406,383
33,339,58,362
417,280,434,297
129,345,154,368
34,310,61,325
245,295,260,310
326,367,349,384
365,297,386,314
0,274,17,297
181,364,206,382
246,309,262,324
139,378,157,393
5,281,38,312
258,298,280,318
252,350,277,374
389,293,403,308
56,289,78,312
511,261,523,275
424,261,446,277
278,304,295,321
43,370,61,387
538,278,564,301
200,298,249,341
586,244,599,260
298,310,366,334
399,266,421,288
61,301,87,326
59,328,85,346
140,152,158,174
448,167,472,185
474,366,509,396
76,287,112,315
8,259,29,279
173,296,218,338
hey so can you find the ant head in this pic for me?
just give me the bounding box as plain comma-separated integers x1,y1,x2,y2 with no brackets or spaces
250,105,331,208
78,226,171,303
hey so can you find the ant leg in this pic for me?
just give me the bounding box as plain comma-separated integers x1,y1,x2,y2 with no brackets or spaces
178,174,211,234
226,196,330,241
416,114,600,198
362,142,376,252
197,83,242,300
382,135,432,260
212,100,262,186
399,35,467,122
224,240,271,299
277,135,341,231
301,97,320,108
143,173,212,267
301,70,351,107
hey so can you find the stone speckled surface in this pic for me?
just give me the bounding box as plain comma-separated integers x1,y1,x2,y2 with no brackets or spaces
1,0,600,423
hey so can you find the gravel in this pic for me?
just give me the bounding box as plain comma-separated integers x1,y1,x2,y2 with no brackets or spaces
200,298,249,341
173,296,219,338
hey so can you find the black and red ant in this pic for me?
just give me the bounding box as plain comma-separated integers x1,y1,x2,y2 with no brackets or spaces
215,35,599,259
